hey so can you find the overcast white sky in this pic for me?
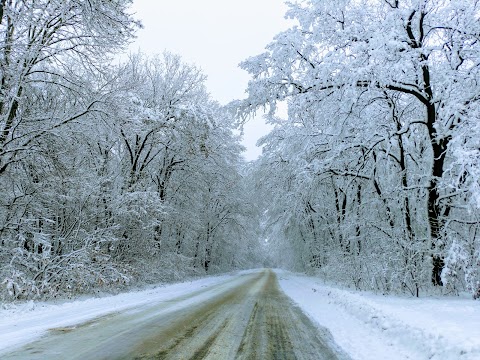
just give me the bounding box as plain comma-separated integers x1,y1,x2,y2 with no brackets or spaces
128,0,291,160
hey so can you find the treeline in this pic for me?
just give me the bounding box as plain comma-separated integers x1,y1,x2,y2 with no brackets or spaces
0,1,260,300
240,0,480,297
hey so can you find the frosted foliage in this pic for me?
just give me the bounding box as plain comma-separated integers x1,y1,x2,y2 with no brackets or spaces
240,0,480,296
0,4,259,301
442,240,480,294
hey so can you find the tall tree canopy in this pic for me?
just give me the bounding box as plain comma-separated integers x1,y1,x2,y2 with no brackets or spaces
0,2,261,300
239,0,480,296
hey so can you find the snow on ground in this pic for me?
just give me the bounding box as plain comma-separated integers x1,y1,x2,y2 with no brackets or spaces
0,270,256,355
2,268,479,359
275,269,480,360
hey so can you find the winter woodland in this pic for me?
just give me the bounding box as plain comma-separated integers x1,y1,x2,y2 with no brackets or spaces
1,0,480,300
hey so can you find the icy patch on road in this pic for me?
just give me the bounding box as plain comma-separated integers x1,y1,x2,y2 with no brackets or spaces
275,269,480,360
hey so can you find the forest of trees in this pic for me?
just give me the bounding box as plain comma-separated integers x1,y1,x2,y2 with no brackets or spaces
1,0,479,301
238,0,480,297
0,0,262,300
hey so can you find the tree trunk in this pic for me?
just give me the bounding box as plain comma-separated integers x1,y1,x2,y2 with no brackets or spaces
426,102,450,286
428,138,449,286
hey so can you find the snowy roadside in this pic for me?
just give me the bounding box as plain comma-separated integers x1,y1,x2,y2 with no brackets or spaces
0,269,258,355
275,269,480,360
3,268,479,359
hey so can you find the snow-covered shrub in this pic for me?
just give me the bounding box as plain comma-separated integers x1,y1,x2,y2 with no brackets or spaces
2,269,39,300
442,239,480,296
0,232,133,301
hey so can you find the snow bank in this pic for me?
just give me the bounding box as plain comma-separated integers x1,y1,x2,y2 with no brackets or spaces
276,269,480,360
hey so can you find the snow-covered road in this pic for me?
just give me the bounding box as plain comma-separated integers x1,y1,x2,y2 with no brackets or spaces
1,270,242,356
1,269,479,359
1,269,347,359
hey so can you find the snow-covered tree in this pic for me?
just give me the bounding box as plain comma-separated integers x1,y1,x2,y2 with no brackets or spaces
238,0,480,295
0,1,259,299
